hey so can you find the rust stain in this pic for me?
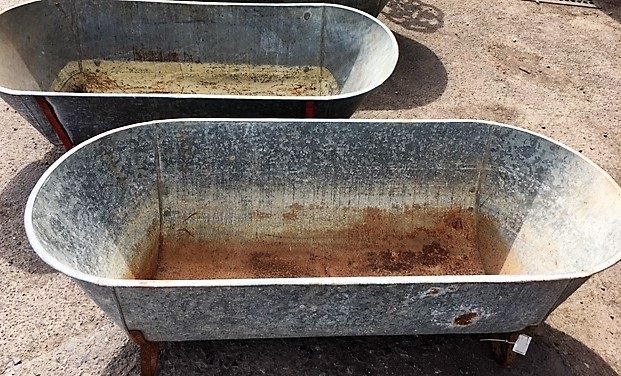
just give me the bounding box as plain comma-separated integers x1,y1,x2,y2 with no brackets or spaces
61,71,125,93
454,312,478,326
282,203,304,221
128,330,160,376
143,206,519,280
34,96,73,150
446,216,463,230
366,250,418,272
419,242,450,267
290,203,304,211
249,210,273,220
402,203,422,214
249,251,309,277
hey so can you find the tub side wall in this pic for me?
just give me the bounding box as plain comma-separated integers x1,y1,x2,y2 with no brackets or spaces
478,126,621,276
544,276,589,317
45,96,364,145
30,127,161,278
323,6,397,93
154,120,488,243
0,29,41,91
180,0,386,16
116,280,571,341
0,0,81,91
72,1,322,68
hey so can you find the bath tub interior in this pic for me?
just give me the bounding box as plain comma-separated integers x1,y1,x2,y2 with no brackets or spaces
27,121,621,281
0,0,397,97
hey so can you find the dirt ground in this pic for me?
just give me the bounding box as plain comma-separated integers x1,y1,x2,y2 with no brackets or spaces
1,0,620,374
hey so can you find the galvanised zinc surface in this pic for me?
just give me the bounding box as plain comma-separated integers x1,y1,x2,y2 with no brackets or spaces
0,0,398,145
155,121,488,240
114,280,577,341
184,0,390,15
481,126,621,274
25,119,621,341
29,127,159,277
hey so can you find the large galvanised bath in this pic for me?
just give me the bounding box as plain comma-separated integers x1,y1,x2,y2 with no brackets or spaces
25,119,621,374
0,0,397,147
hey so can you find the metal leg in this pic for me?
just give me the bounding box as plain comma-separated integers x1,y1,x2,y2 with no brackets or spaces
128,330,160,376
485,327,534,367
489,331,522,366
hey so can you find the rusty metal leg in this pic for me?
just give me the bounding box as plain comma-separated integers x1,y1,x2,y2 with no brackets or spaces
488,326,535,367
128,330,160,376
489,331,521,366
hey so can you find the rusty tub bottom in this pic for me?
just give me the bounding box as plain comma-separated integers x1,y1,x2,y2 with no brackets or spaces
127,206,520,280
51,60,341,97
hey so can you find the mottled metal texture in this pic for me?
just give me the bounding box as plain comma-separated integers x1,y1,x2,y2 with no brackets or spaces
184,0,390,15
480,126,621,274
0,0,397,145
154,121,485,241
27,127,160,278
116,282,573,341
25,119,621,341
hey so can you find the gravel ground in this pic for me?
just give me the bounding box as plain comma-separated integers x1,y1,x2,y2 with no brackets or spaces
0,0,619,375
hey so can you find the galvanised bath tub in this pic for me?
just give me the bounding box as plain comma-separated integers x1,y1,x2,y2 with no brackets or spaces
0,0,397,148
25,119,621,374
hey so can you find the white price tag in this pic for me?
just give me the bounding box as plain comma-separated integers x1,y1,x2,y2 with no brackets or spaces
512,334,532,355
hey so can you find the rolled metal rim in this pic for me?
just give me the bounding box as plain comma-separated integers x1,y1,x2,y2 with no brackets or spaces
0,0,399,101
24,118,621,287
